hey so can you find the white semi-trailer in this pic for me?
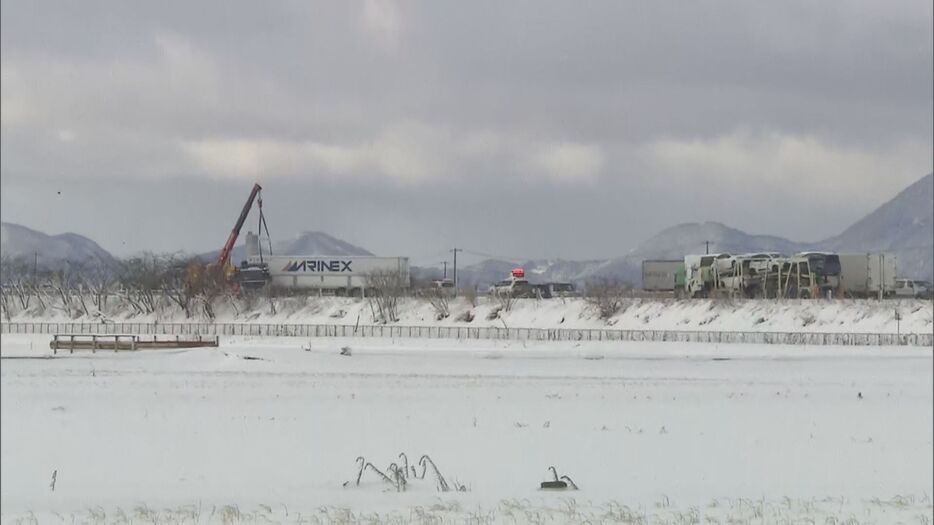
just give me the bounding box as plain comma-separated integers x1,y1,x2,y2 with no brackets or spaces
243,232,410,294
258,255,410,294
641,259,683,291
837,253,896,298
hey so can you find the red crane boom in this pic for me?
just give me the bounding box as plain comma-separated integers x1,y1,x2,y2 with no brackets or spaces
217,183,262,267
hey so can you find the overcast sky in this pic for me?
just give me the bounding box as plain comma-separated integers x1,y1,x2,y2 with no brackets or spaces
2,1,931,265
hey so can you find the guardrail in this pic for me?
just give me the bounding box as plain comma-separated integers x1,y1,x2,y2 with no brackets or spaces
2,322,931,347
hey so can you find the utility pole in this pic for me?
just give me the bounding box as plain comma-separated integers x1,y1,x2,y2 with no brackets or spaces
704,241,710,255
441,261,448,279
34,251,38,280
451,248,462,294
895,308,901,340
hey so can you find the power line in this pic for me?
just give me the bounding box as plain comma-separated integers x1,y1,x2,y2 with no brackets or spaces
459,248,526,263
407,249,455,264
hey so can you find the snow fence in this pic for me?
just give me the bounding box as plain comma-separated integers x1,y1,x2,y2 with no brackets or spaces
1,322,931,347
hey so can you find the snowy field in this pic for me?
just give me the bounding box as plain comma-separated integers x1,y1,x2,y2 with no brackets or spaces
1,335,932,523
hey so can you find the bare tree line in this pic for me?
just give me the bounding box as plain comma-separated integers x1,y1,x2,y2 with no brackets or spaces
0,253,231,321
0,256,414,323
2,254,636,323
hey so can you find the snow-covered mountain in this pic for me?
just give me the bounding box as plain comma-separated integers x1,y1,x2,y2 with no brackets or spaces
198,230,373,264
0,222,117,271
624,222,805,261
820,173,933,279
280,231,374,257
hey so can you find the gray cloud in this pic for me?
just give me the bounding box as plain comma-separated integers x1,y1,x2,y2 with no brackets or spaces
2,0,931,262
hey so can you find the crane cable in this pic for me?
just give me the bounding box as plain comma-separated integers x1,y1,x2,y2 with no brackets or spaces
256,192,274,264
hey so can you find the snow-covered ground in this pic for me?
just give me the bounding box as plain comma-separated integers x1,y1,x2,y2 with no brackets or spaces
1,334,931,523
5,296,933,334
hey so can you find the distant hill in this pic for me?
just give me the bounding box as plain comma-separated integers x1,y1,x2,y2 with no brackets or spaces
413,258,528,288
442,222,807,288
281,231,374,257
5,173,930,286
623,222,804,261
820,173,933,279
198,230,373,264
449,173,934,287
0,222,118,273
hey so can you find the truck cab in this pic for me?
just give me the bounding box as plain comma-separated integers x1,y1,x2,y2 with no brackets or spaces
794,252,842,298
430,278,456,297
684,253,731,298
489,268,534,298
237,262,271,291
490,279,533,297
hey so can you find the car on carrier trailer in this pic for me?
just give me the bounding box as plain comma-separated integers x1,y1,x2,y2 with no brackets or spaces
894,279,933,299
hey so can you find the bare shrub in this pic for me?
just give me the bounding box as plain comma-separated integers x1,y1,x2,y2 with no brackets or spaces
420,285,451,320
799,312,816,327
84,263,117,315
365,270,407,323
118,253,168,315
0,256,33,320
462,286,478,307
584,279,629,320
498,293,515,312
486,305,502,320
43,261,92,318
258,282,281,316
198,286,223,320
163,256,203,319
489,288,515,312
0,287,11,321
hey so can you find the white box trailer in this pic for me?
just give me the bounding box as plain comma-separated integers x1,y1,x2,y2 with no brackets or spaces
641,260,683,291
837,253,896,298
251,254,410,294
